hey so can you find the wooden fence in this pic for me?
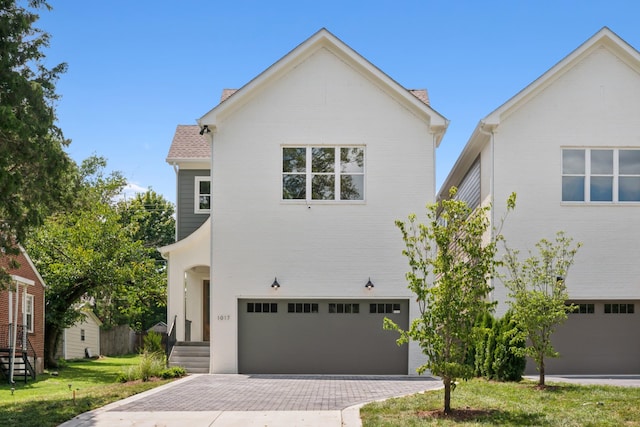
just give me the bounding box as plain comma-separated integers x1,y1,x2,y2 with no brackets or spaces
100,324,136,356
100,325,169,356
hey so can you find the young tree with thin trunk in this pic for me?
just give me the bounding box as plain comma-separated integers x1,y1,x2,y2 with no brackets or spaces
385,188,511,415
502,231,581,386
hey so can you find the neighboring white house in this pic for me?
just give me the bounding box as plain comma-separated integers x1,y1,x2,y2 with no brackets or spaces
56,311,102,360
160,28,449,374
439,27,640,374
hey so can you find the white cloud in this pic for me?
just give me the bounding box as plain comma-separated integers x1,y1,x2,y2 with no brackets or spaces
115,182,149,202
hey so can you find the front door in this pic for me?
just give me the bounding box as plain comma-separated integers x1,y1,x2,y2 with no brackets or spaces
202,280,210,341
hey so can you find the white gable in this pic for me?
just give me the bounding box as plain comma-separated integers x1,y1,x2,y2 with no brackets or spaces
199,28,448,144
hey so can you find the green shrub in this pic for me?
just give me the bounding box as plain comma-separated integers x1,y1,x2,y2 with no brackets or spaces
160,366,187,379
117,365,139,383
473,311,493,377
483,327,496,378
138,351,165,381
492,310,526,381
117,352,166,382
143,331,164,354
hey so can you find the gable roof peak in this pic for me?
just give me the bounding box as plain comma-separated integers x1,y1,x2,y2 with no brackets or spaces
198,28,447,140
483,26,640,127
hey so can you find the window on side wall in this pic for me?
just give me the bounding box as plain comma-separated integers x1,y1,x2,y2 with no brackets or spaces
194,176,211,213
25,294,34,333
282,146,365,202
562,148,640,203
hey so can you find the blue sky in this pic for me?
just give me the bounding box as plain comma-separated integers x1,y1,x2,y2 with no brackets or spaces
37,0,640,204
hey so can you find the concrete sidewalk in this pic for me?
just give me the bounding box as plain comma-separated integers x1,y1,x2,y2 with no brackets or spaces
60,374,442,427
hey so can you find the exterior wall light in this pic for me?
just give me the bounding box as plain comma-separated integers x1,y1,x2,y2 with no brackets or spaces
365,278,374,290
271,277,280,289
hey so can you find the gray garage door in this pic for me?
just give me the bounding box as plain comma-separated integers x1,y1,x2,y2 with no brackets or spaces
238,299,409,374
526,300,640,375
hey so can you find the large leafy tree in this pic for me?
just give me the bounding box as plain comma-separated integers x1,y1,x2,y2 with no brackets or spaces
502,231,581,386
117,190,175,261
386,188,510,415
0,0,74,285
92,190,175,330
25,157,168,366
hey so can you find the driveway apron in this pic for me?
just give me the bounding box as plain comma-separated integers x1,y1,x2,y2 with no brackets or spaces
60,374,442,427
111,374,441,411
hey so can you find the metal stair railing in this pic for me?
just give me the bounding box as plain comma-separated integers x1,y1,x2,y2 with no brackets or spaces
0,324,37,382
165,315,177,366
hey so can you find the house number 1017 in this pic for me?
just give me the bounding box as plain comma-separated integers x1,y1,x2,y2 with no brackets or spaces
217,315,230,321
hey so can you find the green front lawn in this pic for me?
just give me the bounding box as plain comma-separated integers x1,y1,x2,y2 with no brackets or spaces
361,378,640,426
0,355,173,427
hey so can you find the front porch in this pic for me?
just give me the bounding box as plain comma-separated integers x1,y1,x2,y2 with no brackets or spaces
0,324,37,383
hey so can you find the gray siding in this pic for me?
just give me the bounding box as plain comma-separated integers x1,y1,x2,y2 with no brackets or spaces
177,169,210,240
455,156,481,209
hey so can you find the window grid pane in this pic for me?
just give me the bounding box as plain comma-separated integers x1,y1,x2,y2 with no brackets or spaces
282,146,365,202
562,148,640,203
195,177,211,212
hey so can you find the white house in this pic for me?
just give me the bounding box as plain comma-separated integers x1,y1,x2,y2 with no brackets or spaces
439,27,640,374
161,28,448,374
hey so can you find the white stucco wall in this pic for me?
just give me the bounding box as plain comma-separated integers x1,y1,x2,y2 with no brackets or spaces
165,219,210,341
487,45,640,314
208,47,438,373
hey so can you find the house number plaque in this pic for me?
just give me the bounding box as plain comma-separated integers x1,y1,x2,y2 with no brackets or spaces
217,315,231,321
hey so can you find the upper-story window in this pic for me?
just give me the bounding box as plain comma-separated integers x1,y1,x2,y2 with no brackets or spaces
562,149,640,202
194,176,211,213
282,146,365,201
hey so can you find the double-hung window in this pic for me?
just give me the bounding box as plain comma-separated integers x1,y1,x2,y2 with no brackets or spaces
194,176,211,213
562,148,640,202
25,294,34,333
282,146,365,201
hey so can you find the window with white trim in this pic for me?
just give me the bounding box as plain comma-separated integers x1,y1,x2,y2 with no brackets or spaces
562,149,640,202
282,146,365,201
25,294,34,333
194,177,211,213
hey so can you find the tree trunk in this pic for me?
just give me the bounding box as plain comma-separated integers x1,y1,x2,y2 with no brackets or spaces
538,358,545,386
443,377,452,414
44,322,62,368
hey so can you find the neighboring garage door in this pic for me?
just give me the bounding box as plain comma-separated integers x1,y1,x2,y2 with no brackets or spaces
238,299,409,374
526,301,640,375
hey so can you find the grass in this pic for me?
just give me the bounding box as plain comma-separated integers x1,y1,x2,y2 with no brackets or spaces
361,378,640,426
0,355,173,427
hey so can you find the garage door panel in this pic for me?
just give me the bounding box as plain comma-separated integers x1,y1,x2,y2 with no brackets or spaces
526,301,640,375
238,299,408,374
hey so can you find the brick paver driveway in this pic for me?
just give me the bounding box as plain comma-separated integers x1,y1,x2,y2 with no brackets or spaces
110,374,442,412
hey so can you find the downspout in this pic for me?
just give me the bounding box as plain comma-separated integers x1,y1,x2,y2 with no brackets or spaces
478,121,496,234
478,121,497,302
432,124,448,201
